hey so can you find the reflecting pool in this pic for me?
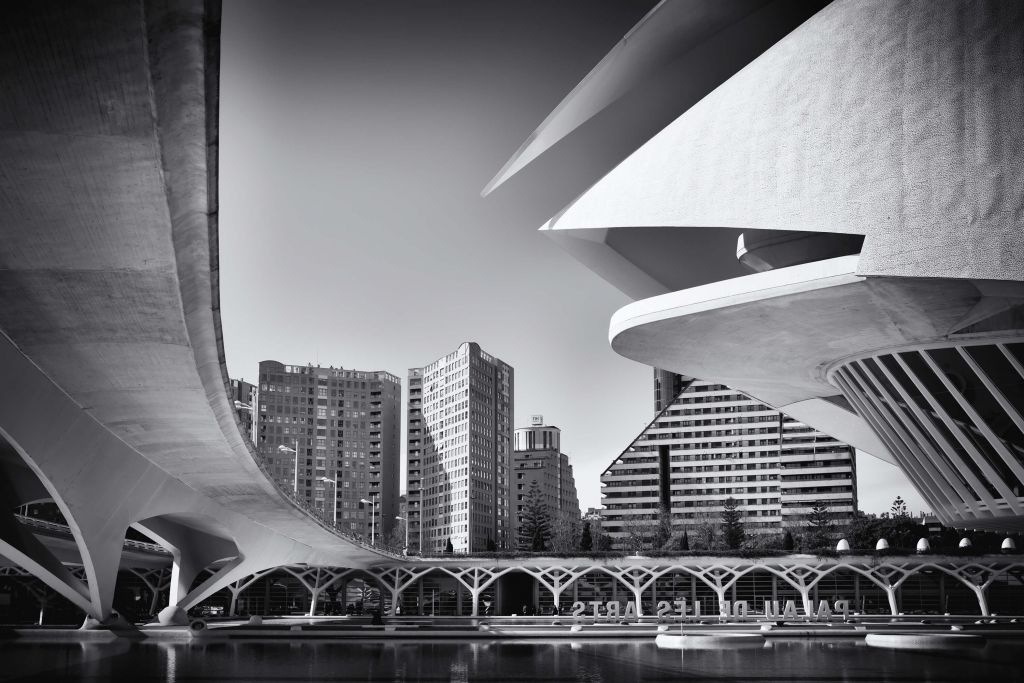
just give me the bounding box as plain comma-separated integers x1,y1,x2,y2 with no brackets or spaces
0,638,1022,682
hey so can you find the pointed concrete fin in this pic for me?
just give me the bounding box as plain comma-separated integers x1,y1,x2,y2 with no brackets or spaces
481,0,828,195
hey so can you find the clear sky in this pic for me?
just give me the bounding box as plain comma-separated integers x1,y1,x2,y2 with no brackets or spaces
218,0,927,517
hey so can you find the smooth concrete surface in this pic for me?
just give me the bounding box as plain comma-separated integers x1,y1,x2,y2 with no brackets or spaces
522,0,1024,534
607,257,1024,458
0,0,394,621
539,0,1024,285
482,0,830,196
609,266,1024,452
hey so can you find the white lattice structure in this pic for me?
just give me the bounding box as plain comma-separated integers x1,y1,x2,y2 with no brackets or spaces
3,556,1022,620
126,567,173,616
199,557,1024,618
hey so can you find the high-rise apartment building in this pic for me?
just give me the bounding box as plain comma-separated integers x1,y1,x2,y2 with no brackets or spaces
601,373,857,544
229,377,257,444
256,361,401,541
406,342,513,554
513,416,580,541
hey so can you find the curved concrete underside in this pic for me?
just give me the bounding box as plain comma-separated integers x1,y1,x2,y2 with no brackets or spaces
502,0,1024,528
0,1,393,619
538,0,1024,294
610,255,1024,462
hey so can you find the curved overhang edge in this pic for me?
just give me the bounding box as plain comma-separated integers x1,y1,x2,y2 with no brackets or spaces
604,255,899,464
609,255,862,345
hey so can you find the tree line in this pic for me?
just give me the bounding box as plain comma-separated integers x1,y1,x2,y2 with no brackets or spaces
521,488,1017,555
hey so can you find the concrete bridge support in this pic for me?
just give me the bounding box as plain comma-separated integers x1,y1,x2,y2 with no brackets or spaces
0,1,397,625
0,330,388,623
0,332,196,622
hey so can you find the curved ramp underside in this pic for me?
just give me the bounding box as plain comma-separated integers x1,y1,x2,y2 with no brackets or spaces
0,0,393,617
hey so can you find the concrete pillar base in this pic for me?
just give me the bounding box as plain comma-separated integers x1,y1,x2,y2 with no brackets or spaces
158,605,189,626
80,611,141,637
79,616,103,630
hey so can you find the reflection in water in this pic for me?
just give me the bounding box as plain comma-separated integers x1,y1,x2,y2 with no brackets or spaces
0,638,1021,682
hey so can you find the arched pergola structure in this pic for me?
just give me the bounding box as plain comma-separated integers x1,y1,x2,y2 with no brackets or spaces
165,557,1024,619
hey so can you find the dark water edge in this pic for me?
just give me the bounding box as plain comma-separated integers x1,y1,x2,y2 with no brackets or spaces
0,638,1022,682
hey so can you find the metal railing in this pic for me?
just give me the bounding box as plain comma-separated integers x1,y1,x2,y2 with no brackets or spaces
15,514,169,555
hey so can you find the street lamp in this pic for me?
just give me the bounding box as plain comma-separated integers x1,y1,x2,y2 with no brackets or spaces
360,497,376,545
278,440,300,494
394,515,409,555
318,477,338,525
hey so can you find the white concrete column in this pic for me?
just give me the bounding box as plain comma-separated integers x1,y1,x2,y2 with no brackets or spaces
139,518,241,624
799,588,813,618
389,588,402,616
972,586,990,617
306,568,324,617
307,589,322,617
229,587,242,617
713,587,726,617
631,587,644,617
470,588,482,617
885,586,899,616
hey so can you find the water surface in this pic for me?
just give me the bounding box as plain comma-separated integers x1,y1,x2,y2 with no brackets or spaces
1,638,1021,682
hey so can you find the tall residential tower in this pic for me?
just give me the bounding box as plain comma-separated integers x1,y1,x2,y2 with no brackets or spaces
406,342,513,554
257,361,401,541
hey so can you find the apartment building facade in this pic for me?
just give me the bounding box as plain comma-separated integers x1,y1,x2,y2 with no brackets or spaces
406,342,513,554
601,373,857,545
256,361,401,541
